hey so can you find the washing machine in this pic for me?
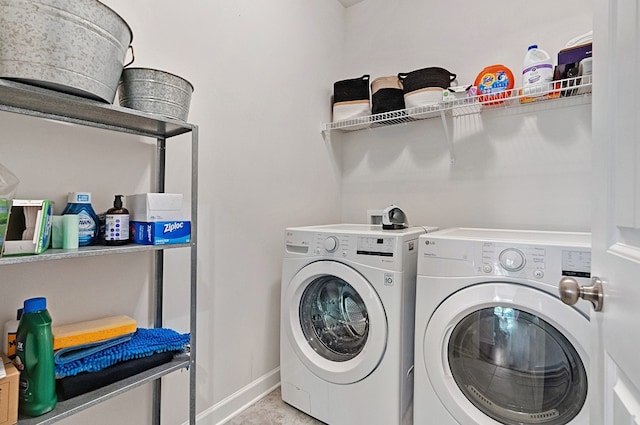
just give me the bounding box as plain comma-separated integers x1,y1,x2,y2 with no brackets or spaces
280,224,437,425
413,228,592,425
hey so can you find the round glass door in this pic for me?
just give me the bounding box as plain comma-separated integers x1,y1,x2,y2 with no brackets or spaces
422,283,590,425
299,275,369,362
448,307,587,424
284,260,387,384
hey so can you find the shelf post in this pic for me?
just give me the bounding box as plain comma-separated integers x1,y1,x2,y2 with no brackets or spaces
152,136,167,425
189,126,199,425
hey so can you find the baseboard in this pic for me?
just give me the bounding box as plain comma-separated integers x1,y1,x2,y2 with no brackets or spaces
190,367,280,425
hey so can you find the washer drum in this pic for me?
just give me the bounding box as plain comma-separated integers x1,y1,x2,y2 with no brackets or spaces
0,0,133,103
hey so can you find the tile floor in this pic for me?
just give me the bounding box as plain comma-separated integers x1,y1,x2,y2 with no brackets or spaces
223,387,324,425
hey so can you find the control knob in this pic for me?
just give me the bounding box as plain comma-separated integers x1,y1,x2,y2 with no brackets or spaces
499,248,526,272
324,236,339,253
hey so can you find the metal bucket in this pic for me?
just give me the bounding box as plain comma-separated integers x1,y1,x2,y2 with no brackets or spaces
0,0,133,103
117,68,194,121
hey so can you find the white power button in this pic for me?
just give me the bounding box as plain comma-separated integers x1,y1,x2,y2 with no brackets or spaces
324,236,338,253
499,248,526,272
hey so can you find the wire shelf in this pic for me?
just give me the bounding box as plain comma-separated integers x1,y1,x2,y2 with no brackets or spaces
322,74,592,133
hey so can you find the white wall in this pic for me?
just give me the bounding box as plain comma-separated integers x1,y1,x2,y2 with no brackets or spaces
339,0,593,232
0,1,344,424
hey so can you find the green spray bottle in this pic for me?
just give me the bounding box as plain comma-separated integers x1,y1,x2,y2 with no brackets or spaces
15,297,57,416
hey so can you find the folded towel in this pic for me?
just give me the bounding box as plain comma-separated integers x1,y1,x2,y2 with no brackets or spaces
55,328,190,378
56,351,175,400
54,334,133,365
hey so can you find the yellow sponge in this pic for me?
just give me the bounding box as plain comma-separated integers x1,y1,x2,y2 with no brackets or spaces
52,315,137,350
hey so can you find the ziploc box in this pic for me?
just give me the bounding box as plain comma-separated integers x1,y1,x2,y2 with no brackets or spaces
130,221,191,245
127,193,184,222
0,352,19,425
1,199,52,256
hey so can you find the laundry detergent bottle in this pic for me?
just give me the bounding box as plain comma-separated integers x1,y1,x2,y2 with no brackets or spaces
522,44,553,96
62,192,99,246
15,297,57,417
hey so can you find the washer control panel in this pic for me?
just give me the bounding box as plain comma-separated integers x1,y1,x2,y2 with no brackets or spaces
309,235,397,258
313,234,351,257
285,226,428,270
356,236,395,257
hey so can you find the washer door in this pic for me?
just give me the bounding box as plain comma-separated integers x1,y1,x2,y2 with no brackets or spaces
284,260,387,384
423,282,589,425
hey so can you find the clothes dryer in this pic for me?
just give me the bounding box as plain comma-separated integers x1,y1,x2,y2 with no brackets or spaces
414,228,592,425
280,224,437,425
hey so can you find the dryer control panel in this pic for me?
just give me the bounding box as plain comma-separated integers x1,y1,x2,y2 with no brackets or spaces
481,242,591,280
483,243,544,274
418,229,591,285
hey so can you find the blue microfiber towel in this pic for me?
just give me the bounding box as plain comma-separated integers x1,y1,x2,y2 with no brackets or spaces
54,334,133,365
55,328,190,378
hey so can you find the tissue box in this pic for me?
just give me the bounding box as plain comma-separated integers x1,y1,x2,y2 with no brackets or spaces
126,193,185,222
130,221,191,245
0,353,19,425
1,199,53,257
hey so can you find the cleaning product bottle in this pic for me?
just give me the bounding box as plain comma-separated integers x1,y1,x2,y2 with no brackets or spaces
104,195,130,246
62,192,99,246
3,308,22,359
522,44,554,96
15,297,57,417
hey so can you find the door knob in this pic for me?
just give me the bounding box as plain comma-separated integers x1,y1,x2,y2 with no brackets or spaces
559,276,604,311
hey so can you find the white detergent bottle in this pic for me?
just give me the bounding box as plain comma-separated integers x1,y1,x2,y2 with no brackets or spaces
3,308,22,359
522,44,554,96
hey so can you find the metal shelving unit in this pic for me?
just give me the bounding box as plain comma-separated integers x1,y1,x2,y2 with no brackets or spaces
0,78,198,425
321,75,593,164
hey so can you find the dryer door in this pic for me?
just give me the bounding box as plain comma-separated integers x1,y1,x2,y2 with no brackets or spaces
423,282,589,425
284,260,387,384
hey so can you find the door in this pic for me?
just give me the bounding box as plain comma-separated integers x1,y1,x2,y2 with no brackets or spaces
283,260,388,384
590,0,640,422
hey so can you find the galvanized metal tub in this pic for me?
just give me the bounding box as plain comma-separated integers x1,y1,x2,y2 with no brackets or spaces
117,68,194,121
0,0,133,103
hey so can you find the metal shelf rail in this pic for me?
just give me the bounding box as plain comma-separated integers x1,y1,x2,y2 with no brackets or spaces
321,74,593,164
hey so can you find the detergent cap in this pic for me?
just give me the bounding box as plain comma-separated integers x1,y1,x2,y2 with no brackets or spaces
23,297,47,314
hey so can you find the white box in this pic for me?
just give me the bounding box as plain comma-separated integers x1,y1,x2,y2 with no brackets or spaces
126,193,185,222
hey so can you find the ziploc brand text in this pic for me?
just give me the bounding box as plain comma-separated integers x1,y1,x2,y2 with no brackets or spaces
131,221,191,245
164,221,184,233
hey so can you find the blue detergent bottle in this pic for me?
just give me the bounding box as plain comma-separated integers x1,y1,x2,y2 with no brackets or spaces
62,192,99,246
